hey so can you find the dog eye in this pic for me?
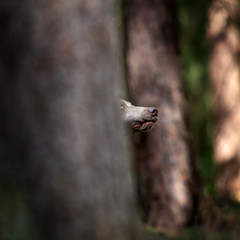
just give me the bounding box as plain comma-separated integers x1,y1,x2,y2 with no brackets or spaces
120,104,124,109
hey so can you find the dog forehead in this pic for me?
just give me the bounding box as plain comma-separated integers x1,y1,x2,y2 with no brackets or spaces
120,99,132,107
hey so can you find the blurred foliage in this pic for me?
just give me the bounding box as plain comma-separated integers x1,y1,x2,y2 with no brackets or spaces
176,0,215,196
0,177,38,240
147,200,240,239
148,227,240,240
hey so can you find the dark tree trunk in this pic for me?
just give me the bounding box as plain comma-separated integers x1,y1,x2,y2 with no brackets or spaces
125,0,201,229
208,0,240,202
0,1,138,239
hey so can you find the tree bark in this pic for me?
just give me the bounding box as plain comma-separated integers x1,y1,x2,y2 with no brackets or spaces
208,0,240,201
125,0,200,229
0,0,138,239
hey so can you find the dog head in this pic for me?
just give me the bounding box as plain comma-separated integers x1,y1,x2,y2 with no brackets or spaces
120,99,158,134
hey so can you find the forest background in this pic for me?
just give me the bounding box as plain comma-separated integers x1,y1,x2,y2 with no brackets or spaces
0,0,240,240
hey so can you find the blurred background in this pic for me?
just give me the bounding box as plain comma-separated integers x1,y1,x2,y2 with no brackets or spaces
124,0,240,238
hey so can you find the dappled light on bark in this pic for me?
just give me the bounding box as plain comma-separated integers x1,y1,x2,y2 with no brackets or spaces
125,0,201,229
208,0,240,201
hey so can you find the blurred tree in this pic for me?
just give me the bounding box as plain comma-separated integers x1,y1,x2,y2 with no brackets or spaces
208,0,240,201
124,0,202,229
0,0,140,239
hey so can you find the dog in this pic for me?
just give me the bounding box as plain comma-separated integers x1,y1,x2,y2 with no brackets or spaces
120,99,158,134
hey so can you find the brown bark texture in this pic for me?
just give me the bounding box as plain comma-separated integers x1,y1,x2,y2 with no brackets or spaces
208,0,240,201
125,0,200,229
0,1,138,239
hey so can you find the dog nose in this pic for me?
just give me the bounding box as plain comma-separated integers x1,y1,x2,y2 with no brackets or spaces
148,107,158,116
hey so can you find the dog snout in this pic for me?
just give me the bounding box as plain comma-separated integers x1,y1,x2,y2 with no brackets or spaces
148,107,158,116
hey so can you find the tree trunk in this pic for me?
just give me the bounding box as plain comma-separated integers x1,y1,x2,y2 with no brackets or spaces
208,0,240,201
125,0,201,229
0,0,138,239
